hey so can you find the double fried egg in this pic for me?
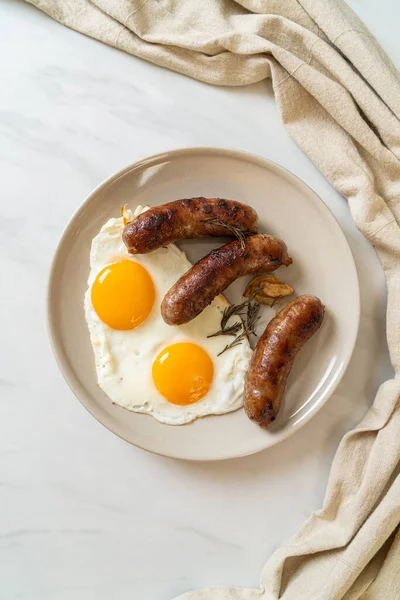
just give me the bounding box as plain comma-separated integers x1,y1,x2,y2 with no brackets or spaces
84,206,252,425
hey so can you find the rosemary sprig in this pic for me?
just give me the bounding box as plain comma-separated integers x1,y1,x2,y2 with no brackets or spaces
207,321,242,338
219,288,262,331
217,316,260,356
213,288,263,356
202,218,247,250
220,299,249,331
217,331,247,356
246,299,261,336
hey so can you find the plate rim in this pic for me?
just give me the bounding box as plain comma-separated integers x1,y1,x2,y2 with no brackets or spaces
47,146,360,461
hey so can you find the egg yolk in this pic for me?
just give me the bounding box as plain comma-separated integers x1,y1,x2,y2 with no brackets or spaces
91,260,155,330
152,342,214,406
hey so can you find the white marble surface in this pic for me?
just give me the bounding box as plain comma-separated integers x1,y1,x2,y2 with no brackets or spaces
0,1,398,598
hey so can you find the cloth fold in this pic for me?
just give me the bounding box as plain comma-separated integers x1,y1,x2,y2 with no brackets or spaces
26,0,400,598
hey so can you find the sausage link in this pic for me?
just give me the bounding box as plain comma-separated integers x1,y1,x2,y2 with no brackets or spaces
161,234,292,325
244,295,325,428
123,198,258,254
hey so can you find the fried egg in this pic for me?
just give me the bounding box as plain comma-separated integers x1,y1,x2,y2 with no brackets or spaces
84,206,252,425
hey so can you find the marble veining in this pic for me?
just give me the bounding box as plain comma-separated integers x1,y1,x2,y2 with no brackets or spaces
0,0,398,598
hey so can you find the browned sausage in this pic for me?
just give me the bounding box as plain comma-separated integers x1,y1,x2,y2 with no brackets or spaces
244,295,325,428
123,198,258,254
161,234,293,325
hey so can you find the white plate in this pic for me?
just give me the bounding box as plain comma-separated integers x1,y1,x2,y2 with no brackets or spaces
48,148,360,460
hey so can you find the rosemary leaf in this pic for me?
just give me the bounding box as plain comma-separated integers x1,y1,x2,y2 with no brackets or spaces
210,287,264,354
217,332,247,356
207,321,242,338
219,287,262,331
201,218,247,250
247,300,261,336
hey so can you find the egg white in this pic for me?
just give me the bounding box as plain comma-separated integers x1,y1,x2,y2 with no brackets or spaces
84,206,252,425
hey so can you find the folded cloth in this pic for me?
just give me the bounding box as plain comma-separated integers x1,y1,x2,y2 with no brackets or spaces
26,0,400,598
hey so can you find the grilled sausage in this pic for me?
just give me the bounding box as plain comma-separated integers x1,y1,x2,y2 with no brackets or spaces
244,295,325,428
161,234,292,325
123,198,258,254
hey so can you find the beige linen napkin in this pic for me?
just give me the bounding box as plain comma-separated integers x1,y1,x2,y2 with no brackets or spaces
26,0,400,598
